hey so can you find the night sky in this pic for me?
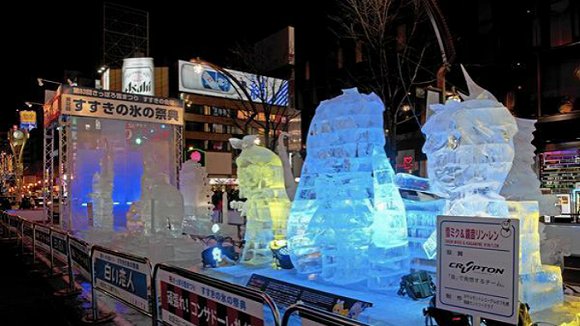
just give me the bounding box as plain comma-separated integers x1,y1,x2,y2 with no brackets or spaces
3,0,304,130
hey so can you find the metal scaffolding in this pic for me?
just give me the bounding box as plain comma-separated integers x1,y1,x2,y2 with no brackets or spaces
43,124,55,224
174,125,184,188
58,116,71,229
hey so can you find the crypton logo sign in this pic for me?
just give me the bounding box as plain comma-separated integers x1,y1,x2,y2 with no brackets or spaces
449,261,505,274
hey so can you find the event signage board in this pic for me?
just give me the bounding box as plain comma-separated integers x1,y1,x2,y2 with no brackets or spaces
69,237,91,279
34,225,51,253
50,229,68,263
60,86,183,126
92,248,151,312
436,216,519,324
157,268,265,326
247,274,371,320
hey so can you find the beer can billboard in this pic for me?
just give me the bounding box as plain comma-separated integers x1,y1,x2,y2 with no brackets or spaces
122,57,154,95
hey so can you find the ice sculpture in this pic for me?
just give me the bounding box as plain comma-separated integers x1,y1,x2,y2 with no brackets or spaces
501,118,563,312
180,159,214,236
89,140,114,231
287,88,409,289
396,173,444,273
229,135,291,265
421,66,518,258
137,154,185,236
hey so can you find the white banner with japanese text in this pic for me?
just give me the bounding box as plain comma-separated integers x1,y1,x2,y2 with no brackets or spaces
437,216,519,324
60,86,183,126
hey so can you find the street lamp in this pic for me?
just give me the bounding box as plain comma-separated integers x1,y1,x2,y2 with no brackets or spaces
25,101,44,108
37,78,77,87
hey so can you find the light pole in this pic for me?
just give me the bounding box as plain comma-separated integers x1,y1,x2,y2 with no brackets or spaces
8,128,29,206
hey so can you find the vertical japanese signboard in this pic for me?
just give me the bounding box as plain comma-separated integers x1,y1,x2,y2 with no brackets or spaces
92,248,151,312
22,221,34,246
50,229,68,263
34,225,51,253
437,216,519,324
156,268,265,326
69,236,91,280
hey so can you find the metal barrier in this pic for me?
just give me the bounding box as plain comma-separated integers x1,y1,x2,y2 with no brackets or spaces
152,263,281,326
281,303,370,326
87,245,153,323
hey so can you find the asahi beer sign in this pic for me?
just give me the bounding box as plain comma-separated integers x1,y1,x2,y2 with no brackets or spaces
437,216,519,324
123,57,154,95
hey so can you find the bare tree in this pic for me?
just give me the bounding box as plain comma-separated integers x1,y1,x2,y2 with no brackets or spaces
332,0,454,160
223,42,300,151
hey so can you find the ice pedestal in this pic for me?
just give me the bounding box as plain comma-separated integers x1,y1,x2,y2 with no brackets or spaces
180,160,214,236
287,88,409,289
507,201,563,312
405,198,444,272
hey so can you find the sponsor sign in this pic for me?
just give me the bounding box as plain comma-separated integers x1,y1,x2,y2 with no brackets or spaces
60,86,183,126
92,249,151,312
20,110,37,130
437,216,519,324
69,237,91,279
179,60,289,106
157,269,264,326
123,57,155,95
50,229,68,263
22,221,34,246
34,225,51,253
247,274,371,321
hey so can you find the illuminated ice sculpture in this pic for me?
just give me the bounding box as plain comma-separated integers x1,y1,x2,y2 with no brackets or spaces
89,139,114,231
501,118,563,312
180,159,214,236
229,135,291,266
287,88,409,289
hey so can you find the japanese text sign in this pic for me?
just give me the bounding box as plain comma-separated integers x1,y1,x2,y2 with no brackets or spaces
69,236,91,280
92,249,151,312
50,229,68,263
34,225,51,253
61,86,183,126
156,269,264,326
437,216,519,324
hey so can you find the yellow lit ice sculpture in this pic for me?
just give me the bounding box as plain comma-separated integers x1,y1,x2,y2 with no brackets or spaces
287,88,409,289
421,66,518,258
500,118,563,312
229,135,291,266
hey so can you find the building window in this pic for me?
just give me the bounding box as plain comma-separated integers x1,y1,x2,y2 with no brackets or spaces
305,61,310,81
355,41,364,63
211,106,230,117
185,104,204,115
337,46,344,69
185,121,204,132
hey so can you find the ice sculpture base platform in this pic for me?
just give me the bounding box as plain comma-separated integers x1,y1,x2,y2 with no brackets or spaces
203,265,579,325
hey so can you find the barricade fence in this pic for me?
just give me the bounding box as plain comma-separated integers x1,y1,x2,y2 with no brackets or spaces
1,211,372,325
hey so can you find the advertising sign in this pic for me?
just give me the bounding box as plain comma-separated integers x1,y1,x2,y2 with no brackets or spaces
157,269,264,326
247,274,371,321
69,237,91,279
44,88,61,127
50,229,68,263
34,225,51,253
19,110,37,130
92,249,151,312
437,216,519,324
60,86,183,126
123,57,155,96
22,221,33,246
178,60,289,106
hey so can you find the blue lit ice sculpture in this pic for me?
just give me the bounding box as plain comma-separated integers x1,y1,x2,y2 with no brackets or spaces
287,88,409,289
501,118,563,312
89,139,114,231
229,135,291,266
421,66,518,258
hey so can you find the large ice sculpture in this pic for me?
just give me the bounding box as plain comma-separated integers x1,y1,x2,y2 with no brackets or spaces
287,88,409,289
421,66,518,258
136,153,185,236
180,159,214,236
89,140,114,231
501,118,563,312
229,135,291,265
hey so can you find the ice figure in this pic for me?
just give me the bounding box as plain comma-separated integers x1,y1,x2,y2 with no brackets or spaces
287,88,409,289
89,139,114,231
137,153,185,236
229,135,291,266
180,159,214,236
421,66,518,258
501,118,563,312
395,173,444,273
